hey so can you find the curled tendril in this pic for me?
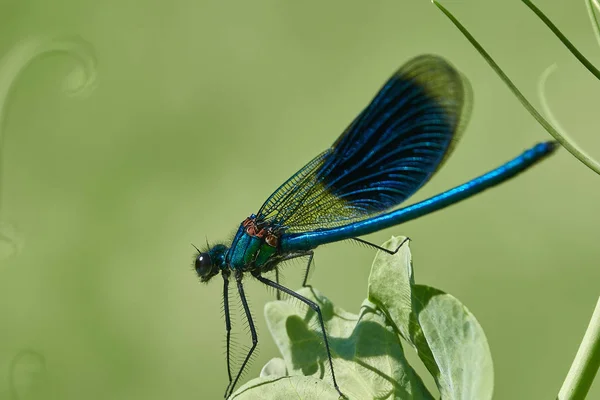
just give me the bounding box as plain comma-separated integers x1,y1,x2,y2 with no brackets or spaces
9,349,47,400
0,35,97,262
433,0,600,176
537,64,600,171
537,64,568,135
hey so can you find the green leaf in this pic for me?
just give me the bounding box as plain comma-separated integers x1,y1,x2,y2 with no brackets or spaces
260,358,287,378
367,236,415,342
251,287,433,399
368,236,494,400
229,375,340,400
413,285,494,400
233,235,494,399
367,236,441,382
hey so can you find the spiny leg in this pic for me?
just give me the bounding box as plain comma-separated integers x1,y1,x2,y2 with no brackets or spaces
275,268,281,301
300,251,314,288
225,271,258,399
351,236,410,255
253,272,344,399
275,251,315,289
222,272,233,396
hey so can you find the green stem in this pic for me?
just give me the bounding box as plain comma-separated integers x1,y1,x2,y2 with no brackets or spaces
584,0,600,48
536,65,595,171
558,297,600,400
432,0,600,176
522,0,600,81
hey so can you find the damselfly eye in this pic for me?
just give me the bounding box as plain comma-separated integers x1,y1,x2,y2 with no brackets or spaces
195,253,212,278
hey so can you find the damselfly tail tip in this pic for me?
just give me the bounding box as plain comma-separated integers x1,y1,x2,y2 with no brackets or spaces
533,140,559,157
544,140,559,152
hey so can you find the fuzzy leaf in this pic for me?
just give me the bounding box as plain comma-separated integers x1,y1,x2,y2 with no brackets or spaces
413,285,494,400
260,358,287,378
230,375,339,400
255,287,433,399
233,236,494,400
368,236,494,400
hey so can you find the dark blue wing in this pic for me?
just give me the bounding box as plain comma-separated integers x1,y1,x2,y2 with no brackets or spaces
257,55,472,233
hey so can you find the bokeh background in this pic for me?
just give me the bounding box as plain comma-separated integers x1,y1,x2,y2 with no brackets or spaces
0,0,598,399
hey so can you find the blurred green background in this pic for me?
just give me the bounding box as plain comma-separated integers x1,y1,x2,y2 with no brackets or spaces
0,0,598,399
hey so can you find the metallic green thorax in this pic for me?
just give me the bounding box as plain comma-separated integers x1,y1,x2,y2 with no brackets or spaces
225,215,280,271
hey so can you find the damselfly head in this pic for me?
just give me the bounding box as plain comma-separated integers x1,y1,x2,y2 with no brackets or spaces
194,252,216,282
192,243,227,282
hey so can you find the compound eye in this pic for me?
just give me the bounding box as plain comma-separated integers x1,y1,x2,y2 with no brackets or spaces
195,253,212,278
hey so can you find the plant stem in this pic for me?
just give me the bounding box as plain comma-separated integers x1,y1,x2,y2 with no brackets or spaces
584,0,600,49
522,0,600,81
432,0,600,176
558,297,600,400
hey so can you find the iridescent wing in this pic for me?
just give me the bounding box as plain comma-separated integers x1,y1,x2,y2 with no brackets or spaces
257,55,472,234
